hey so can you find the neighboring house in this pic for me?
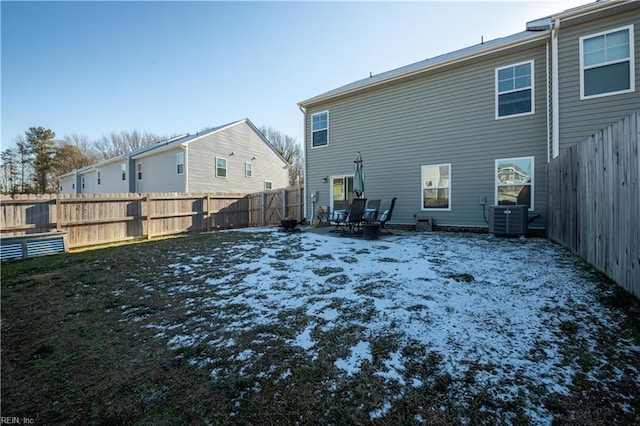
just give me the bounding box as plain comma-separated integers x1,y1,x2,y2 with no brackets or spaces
298,0,639,231
59,119,289,194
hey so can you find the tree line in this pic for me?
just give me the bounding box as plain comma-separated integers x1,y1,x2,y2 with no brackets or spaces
1,125,303,194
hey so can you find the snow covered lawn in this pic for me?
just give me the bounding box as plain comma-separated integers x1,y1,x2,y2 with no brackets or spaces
116,228,639,424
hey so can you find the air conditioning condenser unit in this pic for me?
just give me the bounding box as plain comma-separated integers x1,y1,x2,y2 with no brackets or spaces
488,205,528,237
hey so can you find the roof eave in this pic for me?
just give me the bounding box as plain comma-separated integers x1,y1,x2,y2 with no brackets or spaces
298,31,548,109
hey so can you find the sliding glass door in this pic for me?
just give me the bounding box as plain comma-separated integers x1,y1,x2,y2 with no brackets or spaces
330,176,355,211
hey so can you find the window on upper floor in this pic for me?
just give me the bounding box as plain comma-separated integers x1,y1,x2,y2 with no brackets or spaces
312,111,328,147
496,60,534,119
245,162,253,177
97,170,101,185
121,163,126,181
421,164,451,210
176,152,184,175
495,157,534,210
580,25,635,99
137,162,143,180
216,157,227,178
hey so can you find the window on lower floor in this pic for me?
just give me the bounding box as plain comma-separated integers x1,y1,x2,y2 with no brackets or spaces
312,111,328,147
495,157,534,209
581,25,634,99
422,164,451,210
121,163,126,181
176,152,184,175
264,180,273,190
496,60,534,118
97,170,101,185
245,162,252,177
137,162,143,180
216,157,227,178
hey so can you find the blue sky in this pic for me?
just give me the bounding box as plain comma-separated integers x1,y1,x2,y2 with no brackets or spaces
1,0,591,150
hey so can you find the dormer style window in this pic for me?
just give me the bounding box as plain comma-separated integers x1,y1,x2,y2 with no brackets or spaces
495,60,534,119
312,111,328,147
580,25,634,99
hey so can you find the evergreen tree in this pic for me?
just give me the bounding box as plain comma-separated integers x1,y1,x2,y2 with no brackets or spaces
25,127,57,193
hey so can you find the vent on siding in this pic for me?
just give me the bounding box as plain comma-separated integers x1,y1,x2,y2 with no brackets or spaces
488,205,528,237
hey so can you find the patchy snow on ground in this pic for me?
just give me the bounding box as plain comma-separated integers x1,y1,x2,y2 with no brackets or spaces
135,228,639,423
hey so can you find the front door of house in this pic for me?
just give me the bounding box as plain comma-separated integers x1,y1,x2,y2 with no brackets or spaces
330,176,355,212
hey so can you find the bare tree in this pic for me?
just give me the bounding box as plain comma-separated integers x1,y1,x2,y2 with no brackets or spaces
53,135,100,177
259,125,304,186
0,148,19,194
94,130,166,159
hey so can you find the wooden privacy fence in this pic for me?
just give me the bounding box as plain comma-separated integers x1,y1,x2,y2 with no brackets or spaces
1,186,304,249
547,111,639,298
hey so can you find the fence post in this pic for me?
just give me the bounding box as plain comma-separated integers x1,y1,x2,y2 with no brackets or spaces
144,195,152,240
299,186,304,221
55,194,62,232
282,188,287,220
206,193,211,232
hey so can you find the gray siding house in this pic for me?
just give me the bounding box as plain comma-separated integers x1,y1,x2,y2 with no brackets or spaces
59,119,289,194
298,0,639,232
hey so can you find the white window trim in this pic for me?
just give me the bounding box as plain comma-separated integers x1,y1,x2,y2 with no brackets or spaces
495,156,534,211
311,110,329,148
215,157,227,178
245,162,253,177
96,170,101,185
121,163,126,181
495,60,535,120
421,163,452,211
264,180,273,190
176,152,185,175
579,24,635,100
137,162,143,181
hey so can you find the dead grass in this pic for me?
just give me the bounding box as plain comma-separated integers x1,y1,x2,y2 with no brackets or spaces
1,230,639,425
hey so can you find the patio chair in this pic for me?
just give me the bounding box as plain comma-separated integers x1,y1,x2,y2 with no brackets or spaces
364,199,381,223
379,197,397,235
329,208,348,233
341,198,368,236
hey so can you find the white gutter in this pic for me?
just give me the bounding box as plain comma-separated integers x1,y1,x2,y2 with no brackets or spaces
551,18,560,159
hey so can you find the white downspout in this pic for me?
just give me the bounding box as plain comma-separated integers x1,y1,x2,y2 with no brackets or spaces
551,18,560,159
546,40,551,164
298,105,309,220
183,145,188,193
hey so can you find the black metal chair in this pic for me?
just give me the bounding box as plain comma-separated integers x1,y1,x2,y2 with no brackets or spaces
379,197,397,235
329,208,348,233
341,198,368,236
